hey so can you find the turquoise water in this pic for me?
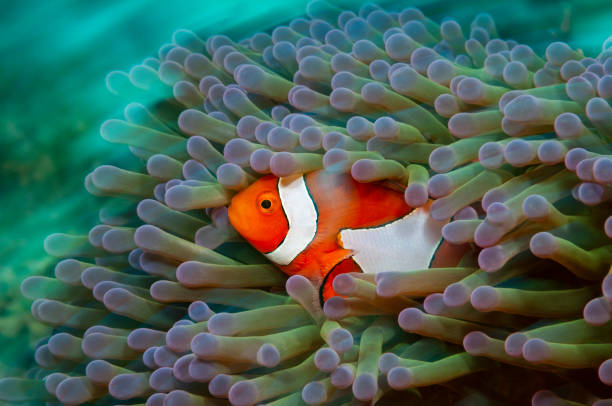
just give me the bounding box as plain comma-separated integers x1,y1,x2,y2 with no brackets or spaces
0,0,610,379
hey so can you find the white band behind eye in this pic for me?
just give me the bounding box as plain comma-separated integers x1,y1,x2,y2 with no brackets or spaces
264,175,318,266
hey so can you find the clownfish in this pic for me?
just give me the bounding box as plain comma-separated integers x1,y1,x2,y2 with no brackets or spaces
228,170,465,301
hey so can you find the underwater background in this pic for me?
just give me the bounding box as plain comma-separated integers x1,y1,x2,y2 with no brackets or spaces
0,0,611,395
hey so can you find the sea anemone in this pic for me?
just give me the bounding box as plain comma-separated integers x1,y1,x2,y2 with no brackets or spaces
1,1,611,405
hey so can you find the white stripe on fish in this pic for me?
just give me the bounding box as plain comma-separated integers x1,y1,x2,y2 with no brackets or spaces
264,175,318,265
339,206,447,274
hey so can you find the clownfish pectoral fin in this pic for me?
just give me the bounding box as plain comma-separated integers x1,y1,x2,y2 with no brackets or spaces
318,248,354,274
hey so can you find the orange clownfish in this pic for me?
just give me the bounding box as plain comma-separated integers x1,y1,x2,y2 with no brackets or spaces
228,170,463,302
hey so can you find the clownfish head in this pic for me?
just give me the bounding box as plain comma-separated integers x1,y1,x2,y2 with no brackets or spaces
228,173,358,303
227,175,290,255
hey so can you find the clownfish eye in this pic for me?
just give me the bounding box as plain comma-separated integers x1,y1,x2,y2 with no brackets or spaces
257,192,277,213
